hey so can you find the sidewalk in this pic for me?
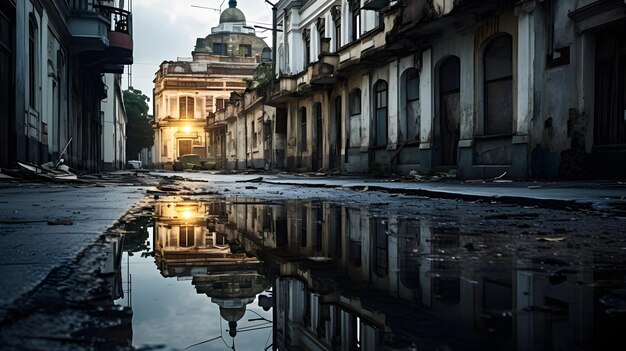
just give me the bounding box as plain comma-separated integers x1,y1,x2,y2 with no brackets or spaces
262,175,626,213
0,180,146,316
157,170,626,214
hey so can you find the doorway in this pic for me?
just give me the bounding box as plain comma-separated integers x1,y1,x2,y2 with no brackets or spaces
0,3,14,167
438,56,461,166
178,139,192,157
594,23,626,147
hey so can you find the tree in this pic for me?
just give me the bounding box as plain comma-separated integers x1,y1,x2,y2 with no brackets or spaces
123,87,153,160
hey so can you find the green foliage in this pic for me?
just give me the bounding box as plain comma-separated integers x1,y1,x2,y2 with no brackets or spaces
123,87,153,160
244,63,272,96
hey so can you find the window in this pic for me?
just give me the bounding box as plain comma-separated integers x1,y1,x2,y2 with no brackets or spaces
331,5,341,50
28,15,37,109
349,89,361,116
179,226,194,247
262,47,271,62
213,43,227,55
405,69,419,142
216,98,227,110
483,34,513,136
239,44,252,57
350,0,361,42
374,80,388,146
251,120,257,147
179,96,194,119
373,218,388,277
299,107,307,151
303,28,311,65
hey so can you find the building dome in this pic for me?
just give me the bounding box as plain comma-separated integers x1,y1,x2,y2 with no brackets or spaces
219,0,246,24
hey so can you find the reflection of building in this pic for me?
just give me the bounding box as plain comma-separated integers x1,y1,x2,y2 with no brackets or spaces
213,198,616,350
153,201,259,276
152,0,270,169
152,199,271,343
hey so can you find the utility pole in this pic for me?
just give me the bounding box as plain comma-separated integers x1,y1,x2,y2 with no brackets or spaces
264,0,277,83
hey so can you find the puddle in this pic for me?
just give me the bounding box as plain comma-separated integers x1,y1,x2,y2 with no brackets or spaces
115,196,626,350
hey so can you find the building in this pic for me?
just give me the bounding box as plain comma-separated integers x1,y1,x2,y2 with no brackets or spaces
101,73,127,171
261,0,626,179
152,0,271,169
0,0,133,171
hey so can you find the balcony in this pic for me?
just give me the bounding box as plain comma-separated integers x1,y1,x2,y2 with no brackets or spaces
68,0,133,71
311,38,339,86
266,75,298,106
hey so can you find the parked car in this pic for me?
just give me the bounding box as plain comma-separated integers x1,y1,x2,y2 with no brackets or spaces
173,154,216,171
127,160,142,169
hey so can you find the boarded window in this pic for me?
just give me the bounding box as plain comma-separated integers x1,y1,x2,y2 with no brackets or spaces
484,34,513,136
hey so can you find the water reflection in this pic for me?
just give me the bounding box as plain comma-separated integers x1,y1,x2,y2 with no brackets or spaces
118,197,625,351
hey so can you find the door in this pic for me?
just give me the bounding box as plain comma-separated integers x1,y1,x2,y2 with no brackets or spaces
178,139,192,156
0,3,14,167
594,24,626,147
438,56,461,166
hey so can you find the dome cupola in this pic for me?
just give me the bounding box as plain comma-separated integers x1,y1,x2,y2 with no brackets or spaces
219,0,246,24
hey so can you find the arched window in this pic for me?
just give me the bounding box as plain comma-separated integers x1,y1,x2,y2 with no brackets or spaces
179,96,195,119
483,34,513,136
374,80,388,146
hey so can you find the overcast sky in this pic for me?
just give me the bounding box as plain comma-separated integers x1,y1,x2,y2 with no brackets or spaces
125,0,274,113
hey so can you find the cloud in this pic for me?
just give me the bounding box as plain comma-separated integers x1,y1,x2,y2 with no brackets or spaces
127,0,273,112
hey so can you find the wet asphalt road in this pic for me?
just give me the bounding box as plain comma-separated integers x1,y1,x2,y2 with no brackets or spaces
0,170,625,350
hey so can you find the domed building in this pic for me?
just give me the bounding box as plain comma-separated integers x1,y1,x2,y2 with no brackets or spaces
152,0,270,169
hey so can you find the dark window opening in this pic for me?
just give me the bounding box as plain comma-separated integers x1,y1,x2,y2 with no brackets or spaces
349,89,361,116
299,107,307,151
484,34,513,136
28,15,36,109
213,43,227,56
239,44,252,57
179,226,194,247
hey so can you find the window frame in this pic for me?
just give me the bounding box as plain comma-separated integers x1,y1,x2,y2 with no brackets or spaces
374,80,388,147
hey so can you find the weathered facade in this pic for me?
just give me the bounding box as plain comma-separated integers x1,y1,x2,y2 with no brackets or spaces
208,85,283,170
152,0,270,169
0,0,133,171
101,73,127,171
259,0,626,179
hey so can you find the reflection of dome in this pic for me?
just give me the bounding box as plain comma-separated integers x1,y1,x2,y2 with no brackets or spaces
220,306,246,323
220,0,246,24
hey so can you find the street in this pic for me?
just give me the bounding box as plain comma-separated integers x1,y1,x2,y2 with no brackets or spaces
0,171,625,350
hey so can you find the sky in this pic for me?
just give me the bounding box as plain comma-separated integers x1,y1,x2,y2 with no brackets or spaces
125,0,275,114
